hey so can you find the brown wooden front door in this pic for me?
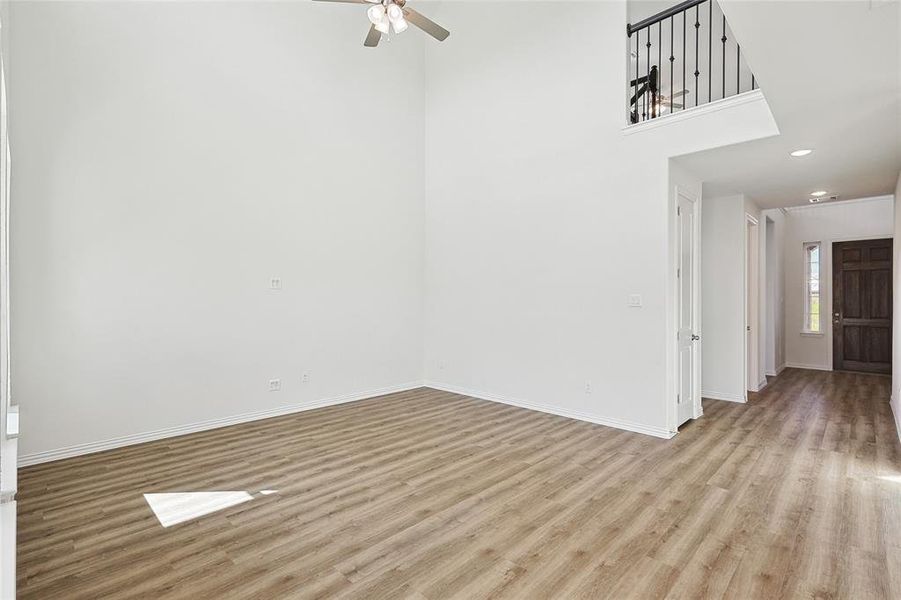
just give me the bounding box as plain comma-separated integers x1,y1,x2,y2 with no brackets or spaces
832,238,892,373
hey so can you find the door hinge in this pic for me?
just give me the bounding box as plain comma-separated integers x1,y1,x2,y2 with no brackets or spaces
677,267,681,278
677,393,681,404
677,206,681,216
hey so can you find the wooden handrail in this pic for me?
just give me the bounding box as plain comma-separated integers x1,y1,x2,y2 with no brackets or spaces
627,0,706,36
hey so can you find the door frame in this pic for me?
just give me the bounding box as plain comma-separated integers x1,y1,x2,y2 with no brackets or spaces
672,185,703,430
764,216,777,377
744,214,760,398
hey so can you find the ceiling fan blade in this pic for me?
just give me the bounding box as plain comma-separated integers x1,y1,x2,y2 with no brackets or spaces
364,24,381,47
313,0,373,3
403,8,450,41
670,89,690,99
670,103,684,109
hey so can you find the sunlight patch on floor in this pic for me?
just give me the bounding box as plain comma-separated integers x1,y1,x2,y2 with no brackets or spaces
144,491,255,527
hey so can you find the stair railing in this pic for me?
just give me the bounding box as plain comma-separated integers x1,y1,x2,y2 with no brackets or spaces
627,0,757,125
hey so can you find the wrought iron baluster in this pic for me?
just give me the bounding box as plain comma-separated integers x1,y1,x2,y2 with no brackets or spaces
646,28,652,119
682,11,686,111
721,15,726,99
736,43,741,94
694,6,700,108
708,0,712,104
670,16,674,113
635,31,639,122
641,30,646,120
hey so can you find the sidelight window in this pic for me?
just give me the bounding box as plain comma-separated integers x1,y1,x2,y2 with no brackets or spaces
803,242,822,333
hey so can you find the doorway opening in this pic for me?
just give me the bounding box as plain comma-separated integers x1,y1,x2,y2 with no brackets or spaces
765,217,777,377
746,215,760,394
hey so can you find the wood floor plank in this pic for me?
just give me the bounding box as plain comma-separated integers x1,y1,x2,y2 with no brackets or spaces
16,368,901,599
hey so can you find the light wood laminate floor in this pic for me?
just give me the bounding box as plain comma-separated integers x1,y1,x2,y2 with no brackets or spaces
17,368,901,599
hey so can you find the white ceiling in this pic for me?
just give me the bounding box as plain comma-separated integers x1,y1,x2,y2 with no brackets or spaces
671,0,901,209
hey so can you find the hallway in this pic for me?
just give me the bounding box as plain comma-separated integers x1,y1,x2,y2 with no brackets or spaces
693,368,900,598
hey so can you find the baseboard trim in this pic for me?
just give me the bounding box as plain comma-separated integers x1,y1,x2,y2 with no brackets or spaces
756,377,768,391
784,362,832,372
701,390,746,403
18,381,424,467
424,381,675,439
765,363,786,377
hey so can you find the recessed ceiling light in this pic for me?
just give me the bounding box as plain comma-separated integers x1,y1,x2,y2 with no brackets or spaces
790,149,813,157
811,190,828,197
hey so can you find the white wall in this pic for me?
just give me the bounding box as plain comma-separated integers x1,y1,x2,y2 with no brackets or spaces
699,191,772,402
762,208,786,376
421,0,777,438
784,196,894,371
10,1,427,460
700,194,745,401
9,0,781,461
0,2,13,596
893,0,901,442
892,173,901,442
744,195,766,390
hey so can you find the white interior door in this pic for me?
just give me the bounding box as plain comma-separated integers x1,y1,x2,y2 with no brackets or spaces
677,192,698,426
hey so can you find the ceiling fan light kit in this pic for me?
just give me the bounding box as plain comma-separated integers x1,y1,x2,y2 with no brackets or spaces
368,2,406,34
315,0,449,47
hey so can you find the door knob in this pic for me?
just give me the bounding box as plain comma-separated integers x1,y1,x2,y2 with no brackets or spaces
691,334,700,341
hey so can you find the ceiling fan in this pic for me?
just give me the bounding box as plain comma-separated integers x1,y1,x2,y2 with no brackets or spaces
314,0,450,47
631,66,691,121
658,89,689,110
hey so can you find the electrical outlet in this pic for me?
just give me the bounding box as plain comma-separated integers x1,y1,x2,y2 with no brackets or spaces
585,381,592,394
268,378,281,392
270,278,282,291
628,294,642,307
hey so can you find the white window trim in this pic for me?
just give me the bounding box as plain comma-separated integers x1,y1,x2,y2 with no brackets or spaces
802,241,823,335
